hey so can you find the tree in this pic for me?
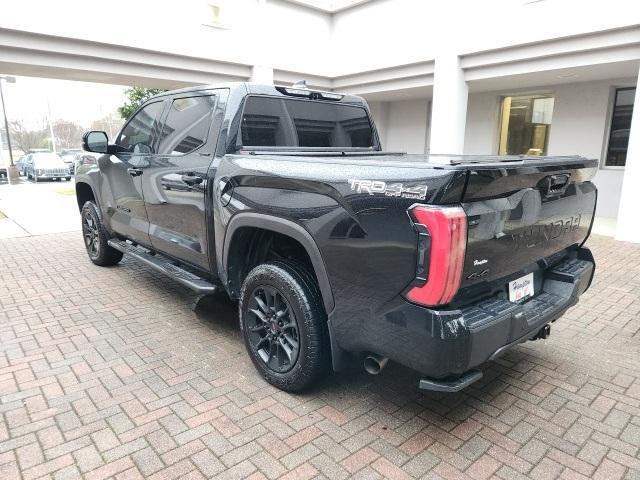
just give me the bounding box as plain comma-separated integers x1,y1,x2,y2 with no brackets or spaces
90,113,124,139
9,120,48,154
117,86,165,120
52,119,84,150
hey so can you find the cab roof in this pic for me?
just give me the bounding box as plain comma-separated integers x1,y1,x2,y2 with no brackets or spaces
149,82,367,105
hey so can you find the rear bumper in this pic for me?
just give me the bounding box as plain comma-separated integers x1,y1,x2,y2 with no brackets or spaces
330,247,594,381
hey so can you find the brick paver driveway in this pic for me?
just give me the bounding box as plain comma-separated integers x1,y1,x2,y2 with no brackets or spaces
1,233,639,479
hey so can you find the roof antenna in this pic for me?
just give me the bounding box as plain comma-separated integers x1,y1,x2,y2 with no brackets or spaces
292,80,308,89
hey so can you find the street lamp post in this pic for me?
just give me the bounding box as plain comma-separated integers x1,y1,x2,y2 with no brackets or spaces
0,75,20,185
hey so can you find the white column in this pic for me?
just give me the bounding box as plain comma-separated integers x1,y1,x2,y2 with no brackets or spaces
248,0,273,85
428,53,468,159
250,65,274,84
615,72,640,243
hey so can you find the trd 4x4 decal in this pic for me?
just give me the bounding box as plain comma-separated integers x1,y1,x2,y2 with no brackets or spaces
348,179,428,200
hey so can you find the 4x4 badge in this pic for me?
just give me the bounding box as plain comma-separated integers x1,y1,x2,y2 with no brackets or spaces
348,179,428,200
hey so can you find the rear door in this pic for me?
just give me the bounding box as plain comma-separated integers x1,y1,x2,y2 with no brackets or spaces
142,92,220,270
104,100,165,247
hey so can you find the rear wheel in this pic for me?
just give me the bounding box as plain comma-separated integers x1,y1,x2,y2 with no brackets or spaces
81,201,123,266
239,261,330,392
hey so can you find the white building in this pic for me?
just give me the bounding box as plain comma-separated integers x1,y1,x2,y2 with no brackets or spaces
1,0,639,239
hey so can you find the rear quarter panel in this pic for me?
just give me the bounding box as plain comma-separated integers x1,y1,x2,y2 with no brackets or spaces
214,154,466,353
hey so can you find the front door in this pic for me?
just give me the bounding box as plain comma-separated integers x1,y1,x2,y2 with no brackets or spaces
105,100,165,247
142,93,218,270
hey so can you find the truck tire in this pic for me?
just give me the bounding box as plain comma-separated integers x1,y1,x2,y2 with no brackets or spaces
239,261,330,392
81,201,123,266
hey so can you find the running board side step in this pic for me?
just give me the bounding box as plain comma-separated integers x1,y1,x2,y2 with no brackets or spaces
107,239,217,295
418,370,483,393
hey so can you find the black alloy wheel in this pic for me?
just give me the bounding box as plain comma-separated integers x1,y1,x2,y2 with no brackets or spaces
80,201,123,266
246,285,300,373
239,261,330,392
82,208,100,258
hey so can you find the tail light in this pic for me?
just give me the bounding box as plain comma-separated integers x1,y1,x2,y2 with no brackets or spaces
404,205,467,307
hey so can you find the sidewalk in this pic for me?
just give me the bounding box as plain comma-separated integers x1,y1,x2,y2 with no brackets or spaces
0,178,80,238
0,216,29,238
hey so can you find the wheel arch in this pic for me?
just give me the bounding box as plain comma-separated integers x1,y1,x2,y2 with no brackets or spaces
75,181,98,212
222,213,335,314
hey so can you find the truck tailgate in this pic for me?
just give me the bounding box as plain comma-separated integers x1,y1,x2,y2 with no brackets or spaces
457,157,597,296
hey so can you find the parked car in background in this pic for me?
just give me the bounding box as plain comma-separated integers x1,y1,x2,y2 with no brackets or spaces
15,155,29,175
15,150,53,176
25,152,71,182
73,152,98,174
60,148,83,174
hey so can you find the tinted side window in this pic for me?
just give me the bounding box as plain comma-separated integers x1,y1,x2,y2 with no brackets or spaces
241,96,375,148
117,101,164,153
157,96,216,155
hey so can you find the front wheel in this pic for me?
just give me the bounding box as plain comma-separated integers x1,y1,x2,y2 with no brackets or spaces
239,261,330,392
65,177,71,181
81,201,123,266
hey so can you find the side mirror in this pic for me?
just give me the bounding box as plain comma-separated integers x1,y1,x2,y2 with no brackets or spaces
83,131,109,154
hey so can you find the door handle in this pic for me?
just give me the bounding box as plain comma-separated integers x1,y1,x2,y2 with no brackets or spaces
127,168,143,177
181,174,203,185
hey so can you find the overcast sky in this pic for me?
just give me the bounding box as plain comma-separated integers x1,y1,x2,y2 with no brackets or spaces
1,76,127,129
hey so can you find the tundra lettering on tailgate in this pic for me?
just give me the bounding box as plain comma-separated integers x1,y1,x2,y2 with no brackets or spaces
511,214,582,250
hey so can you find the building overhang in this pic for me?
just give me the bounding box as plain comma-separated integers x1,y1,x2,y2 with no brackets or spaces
461,24,640,86
0,23,637,98
0,27,252,89
280,0,376,14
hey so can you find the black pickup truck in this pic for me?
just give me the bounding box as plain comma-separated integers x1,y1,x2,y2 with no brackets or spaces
76,83,596,392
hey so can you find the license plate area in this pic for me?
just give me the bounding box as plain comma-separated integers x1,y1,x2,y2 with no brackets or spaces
508,272,534,303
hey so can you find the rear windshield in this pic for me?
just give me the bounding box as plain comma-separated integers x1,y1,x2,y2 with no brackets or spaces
241,96,375,149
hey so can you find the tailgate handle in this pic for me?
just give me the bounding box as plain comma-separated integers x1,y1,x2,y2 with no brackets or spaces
543,174,570,197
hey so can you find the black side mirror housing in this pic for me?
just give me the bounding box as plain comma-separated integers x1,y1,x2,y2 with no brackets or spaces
83,131,110,154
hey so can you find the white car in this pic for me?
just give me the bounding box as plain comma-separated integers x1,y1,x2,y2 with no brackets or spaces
25,153,71,182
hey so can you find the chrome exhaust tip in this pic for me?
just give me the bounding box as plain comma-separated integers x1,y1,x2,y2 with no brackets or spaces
363,354,389,375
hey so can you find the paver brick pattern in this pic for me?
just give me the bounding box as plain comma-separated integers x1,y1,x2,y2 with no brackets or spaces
0,232,639,479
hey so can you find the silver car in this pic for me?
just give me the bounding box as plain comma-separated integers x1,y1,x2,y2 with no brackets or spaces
25,153,71,182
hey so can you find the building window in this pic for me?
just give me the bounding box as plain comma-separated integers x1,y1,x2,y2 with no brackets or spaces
498,95,554,156
605,87,635,167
